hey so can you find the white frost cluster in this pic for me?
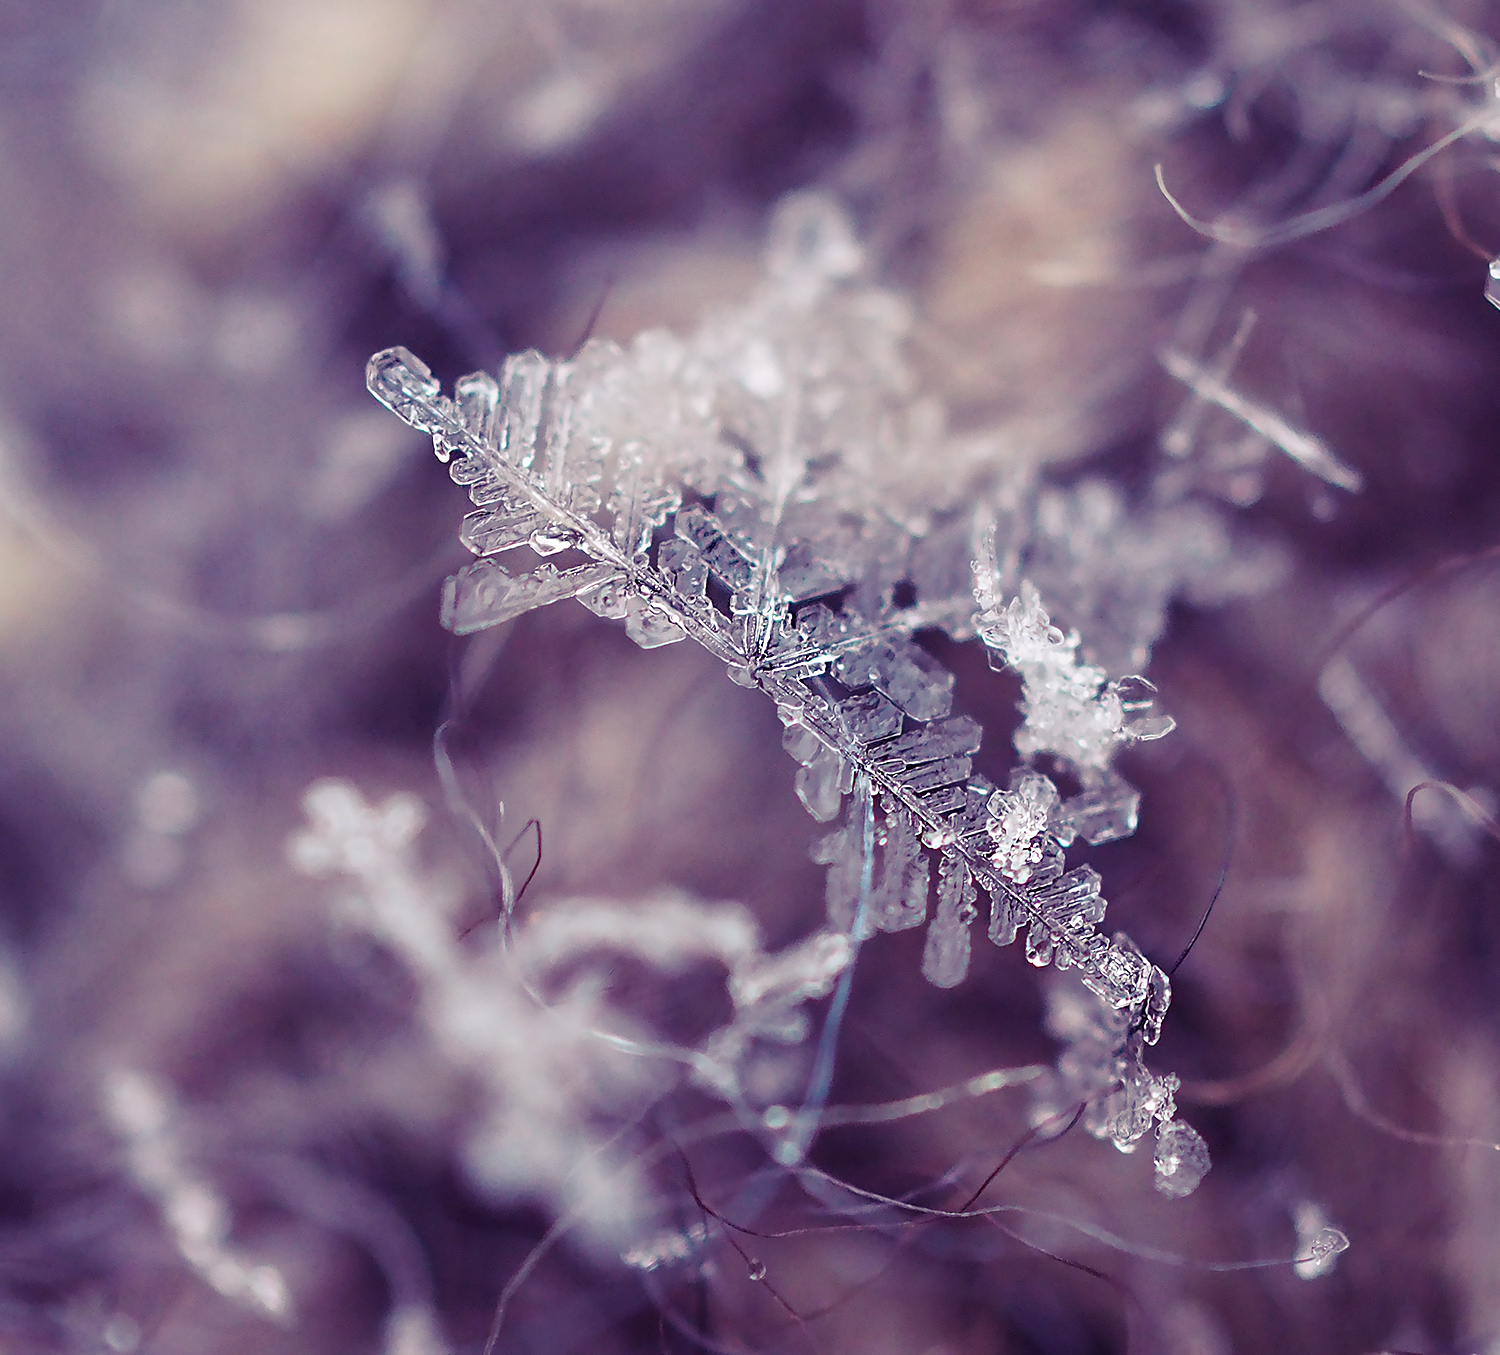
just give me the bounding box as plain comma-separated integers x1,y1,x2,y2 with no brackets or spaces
1033,975,1208,1199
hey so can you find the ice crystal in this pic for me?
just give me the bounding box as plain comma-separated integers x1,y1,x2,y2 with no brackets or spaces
289,780,665,1249
104,1070,292,1321
289,780,866,1234
1153,1117,1212,1199
365,191,1218,1191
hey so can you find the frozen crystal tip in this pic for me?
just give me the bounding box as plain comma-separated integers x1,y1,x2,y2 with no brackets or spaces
1152,1118,1210,1198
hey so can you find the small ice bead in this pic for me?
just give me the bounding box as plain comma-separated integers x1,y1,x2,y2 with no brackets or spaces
1153,1118,1210,1198
1296,1226,1349,1279
765,192,863,286
795,746,845,822
1487,257,1500,312
624,599,685,649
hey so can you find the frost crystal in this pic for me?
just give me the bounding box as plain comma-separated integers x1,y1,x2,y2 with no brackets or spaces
1292,1201,1349,1279
290,780,867,1229
366,191,1222,1191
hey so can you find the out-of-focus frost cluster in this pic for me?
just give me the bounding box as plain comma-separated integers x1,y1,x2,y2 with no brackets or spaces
288,778,866,1248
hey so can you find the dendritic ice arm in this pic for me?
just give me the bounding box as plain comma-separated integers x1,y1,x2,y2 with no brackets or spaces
365,194,1176,1033
104,1070,292,1321
971,529,1211,1193
972,529,1213,1190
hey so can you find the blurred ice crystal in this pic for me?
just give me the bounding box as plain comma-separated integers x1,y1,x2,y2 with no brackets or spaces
360,191,1261,1195
1153,1117,1211,1198
103,1070,292,1321
123,770,201,888
289,780,661,1251
1031,964,1203,1192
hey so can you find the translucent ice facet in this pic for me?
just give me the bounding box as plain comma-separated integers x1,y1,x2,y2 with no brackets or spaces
1140,961,1171,1045
498,349,550,469
921,854,975,988
812,819,863,933
777,540,849,601
859,644,954,721
837,690,904,743
527,524,580,556
455,370,500,450
624,599,686,649
897,755,972,795
440,559,623,635
1111,675,1176,742
917,783,968,818
795,745,846,822
781,721,822,765
1087,938,1152,1012
675,504,753,592
609,446,681,559
1152,1118,1210,1198
870,802,928,932
657,538,708,598
945,775,997,843
459,508,539,556
987,882,1020,947
1036,865,1105,926
366,347,453,438
871,716,981,769
1057,772,1140,846
577,576,629,620
465,468,527,510
448,451,491,486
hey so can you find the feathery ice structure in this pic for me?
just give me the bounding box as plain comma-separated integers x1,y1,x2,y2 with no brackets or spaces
366,194,1209,1193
